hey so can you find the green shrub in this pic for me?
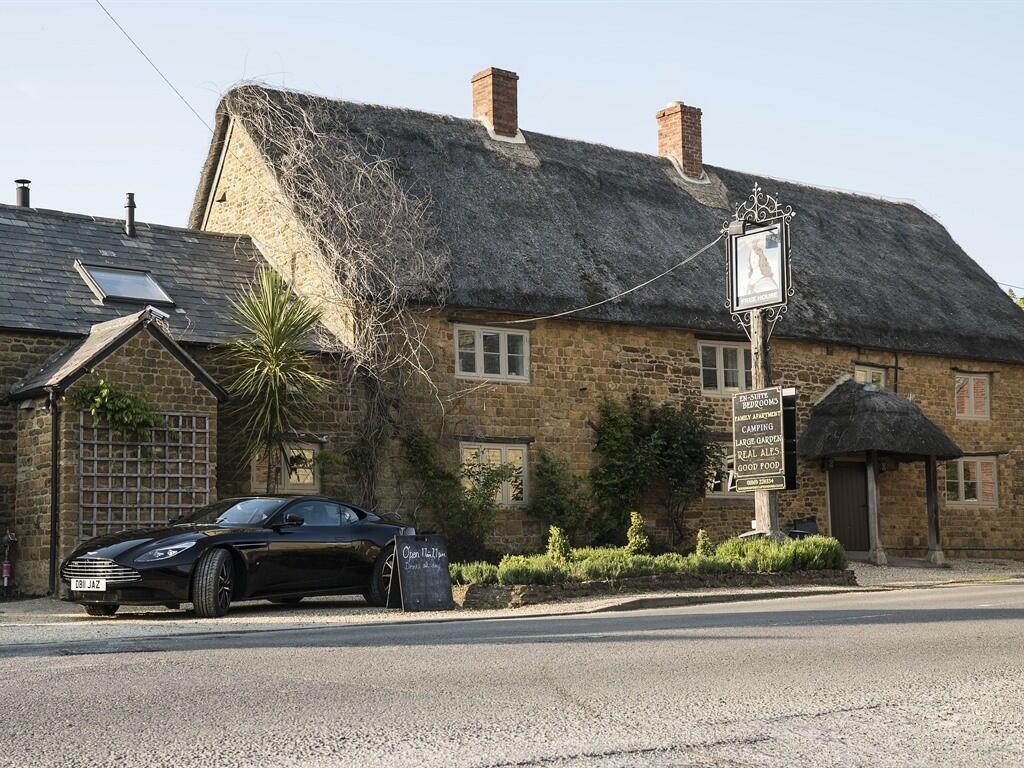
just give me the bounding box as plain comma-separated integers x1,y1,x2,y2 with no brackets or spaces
624,511,651,556
401,428,514,561
449,561,499,586
529,451,594,543
695,529,714,558
567,549,659,581
569,546,619,562
497,554,564,585
546,526,571,566
713,535,847,573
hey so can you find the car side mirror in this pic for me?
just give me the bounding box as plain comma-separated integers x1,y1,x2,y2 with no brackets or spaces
283,513,304,527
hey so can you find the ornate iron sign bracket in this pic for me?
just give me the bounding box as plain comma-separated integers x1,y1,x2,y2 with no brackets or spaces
721,183,796,341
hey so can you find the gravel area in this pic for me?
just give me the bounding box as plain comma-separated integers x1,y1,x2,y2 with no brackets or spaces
851,557,1024,587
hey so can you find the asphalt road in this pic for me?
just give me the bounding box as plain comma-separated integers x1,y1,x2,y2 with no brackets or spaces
2,582,1022,767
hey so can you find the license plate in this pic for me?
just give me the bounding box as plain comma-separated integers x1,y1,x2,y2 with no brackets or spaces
72,578,106,592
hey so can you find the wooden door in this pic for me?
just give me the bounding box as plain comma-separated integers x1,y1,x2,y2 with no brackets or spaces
828,462,870,551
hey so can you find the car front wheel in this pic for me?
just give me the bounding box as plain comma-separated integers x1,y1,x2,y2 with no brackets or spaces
83,604,119,617
192,548,233,618
363,544,396,607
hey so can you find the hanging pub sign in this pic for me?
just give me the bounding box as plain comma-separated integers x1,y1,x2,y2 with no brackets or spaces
723,183,795,329
732,386,786,493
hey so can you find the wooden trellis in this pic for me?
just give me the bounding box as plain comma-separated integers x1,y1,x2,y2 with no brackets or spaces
77,412,212,541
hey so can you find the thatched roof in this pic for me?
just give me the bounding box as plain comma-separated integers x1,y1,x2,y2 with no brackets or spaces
191,85,1024,365
797,379,962,460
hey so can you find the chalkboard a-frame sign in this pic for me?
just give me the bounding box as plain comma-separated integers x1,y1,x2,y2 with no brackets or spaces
387,534,454,611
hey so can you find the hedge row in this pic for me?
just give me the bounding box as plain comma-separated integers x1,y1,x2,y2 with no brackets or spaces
448,535,847,587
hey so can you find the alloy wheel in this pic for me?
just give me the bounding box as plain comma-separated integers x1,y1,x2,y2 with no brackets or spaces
217,560,232,612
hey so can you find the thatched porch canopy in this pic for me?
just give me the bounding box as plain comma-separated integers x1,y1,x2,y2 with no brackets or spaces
798,379,962,461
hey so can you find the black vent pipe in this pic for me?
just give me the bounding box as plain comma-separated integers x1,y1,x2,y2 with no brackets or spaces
125,192,136,237
15,179,30,207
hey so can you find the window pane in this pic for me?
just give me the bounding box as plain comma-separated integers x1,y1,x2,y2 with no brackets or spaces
457,330,476,373
702,368,718,391
972,377,989,417
482,448,502,466
854,368,867,384
980,459,996,503
944,461,960,502
286,447,316,486
506,448,525,502
482,332,501,374
507,334,525,357
83,265,172,303
962,460,978,501
507,354,524,377
954,377,969,416
722,347,739,389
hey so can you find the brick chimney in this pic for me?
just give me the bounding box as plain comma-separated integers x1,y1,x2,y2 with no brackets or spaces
472,67,519,138
656,101,703,179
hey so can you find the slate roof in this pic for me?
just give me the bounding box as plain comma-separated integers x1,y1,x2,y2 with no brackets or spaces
9,307,228,401
0,203,265,344
191,85,1024,365
797,379,962,461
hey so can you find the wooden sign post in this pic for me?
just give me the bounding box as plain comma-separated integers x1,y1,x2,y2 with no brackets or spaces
749,309,782,537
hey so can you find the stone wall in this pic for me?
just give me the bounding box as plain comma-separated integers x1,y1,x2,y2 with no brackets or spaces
11,398,52,593
0,332,75,533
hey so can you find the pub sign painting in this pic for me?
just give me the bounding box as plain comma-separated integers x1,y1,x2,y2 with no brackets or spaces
729,222,790,313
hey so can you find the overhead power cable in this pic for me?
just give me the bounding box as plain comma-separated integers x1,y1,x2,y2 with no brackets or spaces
94,0,214,133
495,234,724,325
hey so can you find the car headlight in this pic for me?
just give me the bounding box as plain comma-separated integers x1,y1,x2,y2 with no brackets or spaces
135,541,197,562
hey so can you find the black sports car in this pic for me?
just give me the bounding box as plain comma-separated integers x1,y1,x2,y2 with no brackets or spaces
60,496,411,618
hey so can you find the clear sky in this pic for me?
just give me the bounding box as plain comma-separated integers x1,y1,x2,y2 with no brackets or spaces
4,1,1023,290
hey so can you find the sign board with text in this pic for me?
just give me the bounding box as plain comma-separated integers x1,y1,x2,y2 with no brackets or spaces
390,534,454,612
732,386,785,492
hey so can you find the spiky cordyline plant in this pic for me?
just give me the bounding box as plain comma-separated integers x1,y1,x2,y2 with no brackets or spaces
222,265,329,493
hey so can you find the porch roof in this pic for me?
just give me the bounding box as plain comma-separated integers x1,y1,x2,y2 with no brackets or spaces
797,379,962,461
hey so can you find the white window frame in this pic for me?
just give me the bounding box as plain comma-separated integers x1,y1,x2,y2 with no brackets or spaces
853,364,887,388
706,444,744,498
459,442,528,506
944,456,998,506
453,324,530,383
954,373,991,420
250,442,321,495
699,341,752,396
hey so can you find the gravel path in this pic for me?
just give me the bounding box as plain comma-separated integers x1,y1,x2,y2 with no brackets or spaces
851,558,1024,587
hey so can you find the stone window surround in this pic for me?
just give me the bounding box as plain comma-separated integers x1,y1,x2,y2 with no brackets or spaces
954,372,991,420
699,340,752,396
453,323,530,383
944,455,998,506
459,441,528,507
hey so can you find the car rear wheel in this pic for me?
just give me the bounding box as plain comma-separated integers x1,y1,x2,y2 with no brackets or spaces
192,548,233,618
364,544,397,607
83,604,119,617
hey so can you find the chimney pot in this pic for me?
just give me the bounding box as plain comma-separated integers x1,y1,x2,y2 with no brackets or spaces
656,102,703,179
14,179,30,208
124,192,136,237
471,67,519,138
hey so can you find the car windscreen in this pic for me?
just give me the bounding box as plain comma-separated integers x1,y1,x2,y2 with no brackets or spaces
184,498,289,527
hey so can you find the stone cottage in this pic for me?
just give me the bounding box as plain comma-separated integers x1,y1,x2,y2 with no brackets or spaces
187,70,1024,562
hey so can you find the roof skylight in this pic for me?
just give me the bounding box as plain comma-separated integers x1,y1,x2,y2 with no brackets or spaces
76,262,173,305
